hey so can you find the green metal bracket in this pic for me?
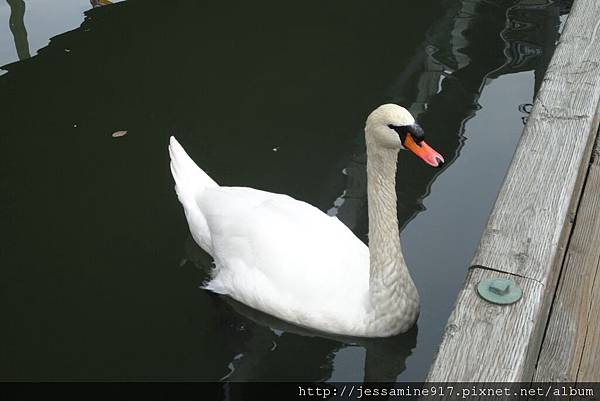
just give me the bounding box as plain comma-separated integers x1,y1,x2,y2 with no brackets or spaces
477,277,522,305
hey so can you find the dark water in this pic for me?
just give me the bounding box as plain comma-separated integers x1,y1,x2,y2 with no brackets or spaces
0,0,570,381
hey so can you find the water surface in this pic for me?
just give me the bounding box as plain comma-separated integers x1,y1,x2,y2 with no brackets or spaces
0,0,571,381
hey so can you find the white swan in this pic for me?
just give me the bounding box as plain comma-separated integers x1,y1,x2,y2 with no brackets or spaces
169,104,444,338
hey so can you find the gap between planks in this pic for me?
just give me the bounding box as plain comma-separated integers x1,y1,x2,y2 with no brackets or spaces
534,129,600,382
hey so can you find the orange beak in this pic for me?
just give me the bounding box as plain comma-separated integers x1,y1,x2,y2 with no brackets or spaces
403,133,445,167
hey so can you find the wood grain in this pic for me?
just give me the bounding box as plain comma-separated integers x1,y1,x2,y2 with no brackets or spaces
427,269,544,381
427,0,600,382
535,151,600,381
577,252,600,381
470,8,600,285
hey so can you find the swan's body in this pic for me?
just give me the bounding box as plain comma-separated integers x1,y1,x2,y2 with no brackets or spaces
169,104,444,337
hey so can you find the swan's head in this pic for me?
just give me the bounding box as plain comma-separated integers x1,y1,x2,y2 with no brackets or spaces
365,104,444,167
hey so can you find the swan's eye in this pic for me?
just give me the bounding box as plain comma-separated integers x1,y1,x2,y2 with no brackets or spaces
388,124,410,143
388,124,425,144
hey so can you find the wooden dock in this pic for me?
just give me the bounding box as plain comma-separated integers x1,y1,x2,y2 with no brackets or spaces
534,133,600,382
426,0,600,382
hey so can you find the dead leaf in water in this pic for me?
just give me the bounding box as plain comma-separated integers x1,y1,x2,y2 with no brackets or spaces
112,130,128,138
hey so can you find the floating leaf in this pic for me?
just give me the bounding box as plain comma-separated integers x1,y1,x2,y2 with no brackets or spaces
112,130,128,138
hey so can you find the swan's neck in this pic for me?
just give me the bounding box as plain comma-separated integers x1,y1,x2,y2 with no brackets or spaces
366,137,419,333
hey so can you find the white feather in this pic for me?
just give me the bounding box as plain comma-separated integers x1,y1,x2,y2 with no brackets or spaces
168,104,426,337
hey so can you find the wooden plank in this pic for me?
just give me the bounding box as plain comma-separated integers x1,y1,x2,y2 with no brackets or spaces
535,157,600,381
427,0,600,382
578,254,600,381
576,134,600,382
470,5,600,285
427,269,544,381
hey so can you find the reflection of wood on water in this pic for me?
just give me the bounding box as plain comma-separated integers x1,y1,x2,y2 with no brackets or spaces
5,0,113,63
6,0,30,60
330,0,570,235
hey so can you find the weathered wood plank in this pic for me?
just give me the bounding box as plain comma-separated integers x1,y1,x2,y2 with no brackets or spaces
577,137,600,382
427,269,544,381
577,252,600,381
470,4,600,284
535,157,600,381
427,0,600,382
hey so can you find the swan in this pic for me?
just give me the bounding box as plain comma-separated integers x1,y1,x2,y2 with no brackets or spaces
168,104,444,338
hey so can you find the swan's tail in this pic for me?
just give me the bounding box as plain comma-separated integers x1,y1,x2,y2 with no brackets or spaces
168,136,218,205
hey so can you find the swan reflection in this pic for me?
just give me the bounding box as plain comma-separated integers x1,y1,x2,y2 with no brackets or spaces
182,235,417,382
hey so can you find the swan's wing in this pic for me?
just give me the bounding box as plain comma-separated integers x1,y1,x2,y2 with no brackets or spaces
197,186,370,310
